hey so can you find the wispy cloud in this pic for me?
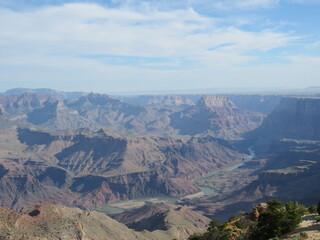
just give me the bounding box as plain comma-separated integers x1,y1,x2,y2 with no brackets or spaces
0,4,294,60
0,1,319,91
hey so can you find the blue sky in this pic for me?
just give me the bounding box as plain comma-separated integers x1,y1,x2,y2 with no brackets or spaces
0,0,320,93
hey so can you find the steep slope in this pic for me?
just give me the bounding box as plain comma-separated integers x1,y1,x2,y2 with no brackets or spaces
0,204,160,240
18,127,244,179
0,126,245,210
191,97,320,221
27,100,94,130
170,96,264,139
240,139,320,206
225,94,282,114
249,97,320,151
0,93,56,117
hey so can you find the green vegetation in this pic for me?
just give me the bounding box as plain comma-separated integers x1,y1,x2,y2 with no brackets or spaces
250,200,303,240
299,231,308,238
308,205,318,214
190,200,305,240
314,216,320,222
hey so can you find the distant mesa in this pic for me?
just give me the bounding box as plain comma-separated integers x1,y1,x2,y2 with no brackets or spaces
170,95,264,138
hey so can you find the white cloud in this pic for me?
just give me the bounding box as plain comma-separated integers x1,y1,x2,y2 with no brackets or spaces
0,2,317,91
0,3,294,58
209,0,280,10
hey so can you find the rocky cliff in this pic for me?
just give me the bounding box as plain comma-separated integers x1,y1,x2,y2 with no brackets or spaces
170,96,264,139
0,126,245,210
250,97,320,146
225,94,282,114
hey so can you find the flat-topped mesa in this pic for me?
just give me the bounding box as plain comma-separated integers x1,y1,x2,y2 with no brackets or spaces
276,97,320,112
0,93,55,108
197,95,235,109
0,93,57,116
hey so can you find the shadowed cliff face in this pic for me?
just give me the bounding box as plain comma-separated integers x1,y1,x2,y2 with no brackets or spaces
225,94,282,114
170,96,264,138
250,97,320,144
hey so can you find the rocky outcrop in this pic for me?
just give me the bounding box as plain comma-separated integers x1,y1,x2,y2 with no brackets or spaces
112,202,211,239
170,96,264,139
251,202,268,220
0,204,161,240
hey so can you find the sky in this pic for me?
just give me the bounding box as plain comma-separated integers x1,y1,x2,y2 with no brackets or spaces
0,0,320,93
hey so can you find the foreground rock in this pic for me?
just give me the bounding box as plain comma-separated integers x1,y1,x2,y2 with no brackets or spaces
0,204,160,240
112,202,211,240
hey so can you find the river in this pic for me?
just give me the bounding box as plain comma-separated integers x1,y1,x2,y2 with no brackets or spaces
93,147,255,214
194,146,255,196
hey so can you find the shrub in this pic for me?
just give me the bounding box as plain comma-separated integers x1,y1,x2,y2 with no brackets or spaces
300,231,308,239
284,202,304,232
308,205,318,214
207,219,221,232
250,200,303,240
314,216,320,222
189,233,202,240
235,216,255,230
317,201,320,215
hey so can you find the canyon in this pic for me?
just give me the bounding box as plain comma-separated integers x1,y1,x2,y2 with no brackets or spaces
0,88,320,239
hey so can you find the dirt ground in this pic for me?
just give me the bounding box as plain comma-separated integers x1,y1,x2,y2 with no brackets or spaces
282,214,320,240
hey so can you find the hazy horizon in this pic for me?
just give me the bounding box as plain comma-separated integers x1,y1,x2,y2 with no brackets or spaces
1,86,320,96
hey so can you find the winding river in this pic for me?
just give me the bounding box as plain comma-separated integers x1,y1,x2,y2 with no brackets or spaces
194,146,255,196
94,147,255,214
